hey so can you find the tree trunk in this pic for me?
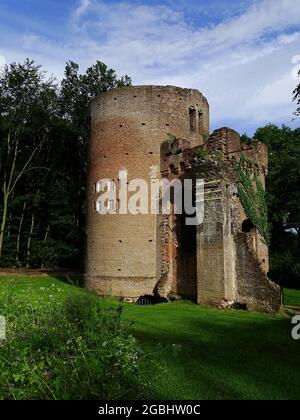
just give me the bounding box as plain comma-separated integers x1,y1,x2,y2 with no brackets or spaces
26,212,35,268
16,196,28,262
41,224,50,269
7,210,12,238
0,193,9,258
43,224,50,242
26,190,40,268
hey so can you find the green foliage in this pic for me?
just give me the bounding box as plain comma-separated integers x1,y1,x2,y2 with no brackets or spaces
268,231,300,289
293,71,300,117
214,150,224,161
0,291,158,400
0,58,131,268
255,125,300,232
1,276,300,400
195,148,208,160
235,154,270,244
240,133,252,144
254,124,300,287
284,288,300,307
166,133,177,143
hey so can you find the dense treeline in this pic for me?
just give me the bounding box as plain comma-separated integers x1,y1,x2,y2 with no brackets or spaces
0,58,299,289
0,59,130,269
254,125,300,288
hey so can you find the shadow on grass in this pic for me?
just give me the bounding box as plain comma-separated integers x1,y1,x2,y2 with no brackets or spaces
45,272,84,288
127,308,300,400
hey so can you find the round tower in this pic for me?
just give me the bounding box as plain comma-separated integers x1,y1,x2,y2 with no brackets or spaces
85,85,209,299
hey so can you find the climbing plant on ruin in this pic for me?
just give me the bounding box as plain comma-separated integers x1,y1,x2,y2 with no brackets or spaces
235,154,270,245
195,147,208,160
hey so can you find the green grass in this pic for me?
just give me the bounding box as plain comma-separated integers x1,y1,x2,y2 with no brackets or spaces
0,276,299,400
284,288,300,308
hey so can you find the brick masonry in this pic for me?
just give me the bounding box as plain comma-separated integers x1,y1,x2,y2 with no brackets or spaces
85,85,281,312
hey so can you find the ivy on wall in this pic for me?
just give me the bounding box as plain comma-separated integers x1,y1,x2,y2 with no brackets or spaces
235,154,270,245
195,148,208,160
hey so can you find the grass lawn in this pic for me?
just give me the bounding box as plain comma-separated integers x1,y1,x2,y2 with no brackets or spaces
0,275,299,400
284,288,300,308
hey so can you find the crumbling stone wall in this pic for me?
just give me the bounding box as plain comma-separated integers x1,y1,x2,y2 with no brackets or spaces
159,131,281,312
235,232,281,312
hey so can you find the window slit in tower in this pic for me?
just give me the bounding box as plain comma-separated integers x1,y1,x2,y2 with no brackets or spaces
198,110,203,132
189,107,196,132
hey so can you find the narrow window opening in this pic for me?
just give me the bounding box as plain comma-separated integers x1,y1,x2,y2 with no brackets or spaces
169,164,176,175
189,106,196,132
198,110,203,132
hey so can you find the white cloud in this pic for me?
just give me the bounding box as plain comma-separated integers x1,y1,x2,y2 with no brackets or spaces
73,0,91,20
0,54,5,68
1,0,300,133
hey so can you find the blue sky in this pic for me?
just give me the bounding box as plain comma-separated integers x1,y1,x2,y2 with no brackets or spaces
0,0,300,135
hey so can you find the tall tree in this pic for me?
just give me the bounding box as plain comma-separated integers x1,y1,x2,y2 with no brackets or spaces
254,124,300,287
293,70,300,117
58,61,131,266
0,59,57,257
0,58,131,268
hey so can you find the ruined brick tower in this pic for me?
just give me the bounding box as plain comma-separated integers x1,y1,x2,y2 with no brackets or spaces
85,85,281,312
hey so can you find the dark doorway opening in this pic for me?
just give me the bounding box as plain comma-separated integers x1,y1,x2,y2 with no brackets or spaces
189,107,196,132
136,295,168,305
175,178,197,301
242,219,255,233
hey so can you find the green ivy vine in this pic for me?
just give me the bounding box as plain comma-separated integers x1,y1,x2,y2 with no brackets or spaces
235,154,270,245
195,148,208,160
